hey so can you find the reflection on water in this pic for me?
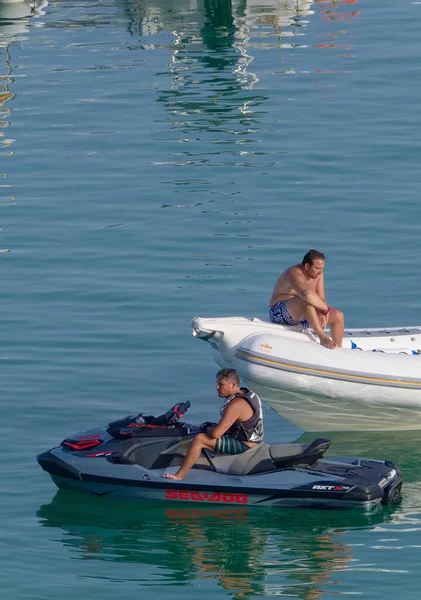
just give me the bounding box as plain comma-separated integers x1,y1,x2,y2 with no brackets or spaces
118,0,315,40
4,0,421,596
110,0,363,190
0,0,48,173
118,0,317,135
0,43,15,159
0,0,47,47
315,0,360,24
38,491,396,598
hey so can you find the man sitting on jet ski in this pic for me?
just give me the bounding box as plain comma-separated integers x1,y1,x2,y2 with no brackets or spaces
163,368,264,480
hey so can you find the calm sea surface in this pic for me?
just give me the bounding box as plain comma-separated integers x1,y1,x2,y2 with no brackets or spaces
2,0,421,597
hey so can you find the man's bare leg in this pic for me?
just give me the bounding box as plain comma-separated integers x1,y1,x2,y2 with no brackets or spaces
286,298,336,349
327,308,344,347
163,433,216,481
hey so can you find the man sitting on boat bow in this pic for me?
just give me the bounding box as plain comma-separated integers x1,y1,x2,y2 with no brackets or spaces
163,368,264,481
269,249,344,349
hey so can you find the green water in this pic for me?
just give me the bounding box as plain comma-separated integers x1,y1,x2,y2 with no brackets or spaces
2,0,421,597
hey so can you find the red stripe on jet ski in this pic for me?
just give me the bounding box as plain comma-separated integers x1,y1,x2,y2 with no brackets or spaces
62,439,102,451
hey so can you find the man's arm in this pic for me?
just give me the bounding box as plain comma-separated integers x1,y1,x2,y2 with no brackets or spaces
315,271,330,328
207,399,245,439
316,271,327,303
289,267,329,311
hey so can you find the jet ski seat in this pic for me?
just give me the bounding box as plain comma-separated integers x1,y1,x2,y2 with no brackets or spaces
269,438,330,469
206,438,330,475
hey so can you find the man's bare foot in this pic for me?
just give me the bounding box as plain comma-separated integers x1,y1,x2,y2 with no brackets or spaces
163,473,183,480
320,336,336,350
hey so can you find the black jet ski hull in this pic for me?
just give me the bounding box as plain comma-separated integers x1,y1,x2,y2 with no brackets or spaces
44,474,393,509
37,448,402,510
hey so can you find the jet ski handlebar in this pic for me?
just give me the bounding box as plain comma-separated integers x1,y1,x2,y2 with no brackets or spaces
107,402,192,438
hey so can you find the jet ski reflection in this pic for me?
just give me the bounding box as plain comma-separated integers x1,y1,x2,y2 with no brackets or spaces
37,490,399,598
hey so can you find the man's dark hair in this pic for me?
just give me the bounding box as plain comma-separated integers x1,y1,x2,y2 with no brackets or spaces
302,249,325,266
216,368,240,386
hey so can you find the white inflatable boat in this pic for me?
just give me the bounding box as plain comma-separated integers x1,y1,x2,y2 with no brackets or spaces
192,316,421,432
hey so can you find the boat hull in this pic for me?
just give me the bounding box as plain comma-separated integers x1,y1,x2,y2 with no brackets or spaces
193,316,421,431
244,381,421,432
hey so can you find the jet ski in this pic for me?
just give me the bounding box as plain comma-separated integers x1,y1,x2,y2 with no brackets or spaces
37,402,403,510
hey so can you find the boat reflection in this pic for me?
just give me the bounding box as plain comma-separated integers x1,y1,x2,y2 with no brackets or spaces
0,0,48,48
38,490,397,598
117,0,315,98
116,0,315,41
0,1,48,158
110,0,362,182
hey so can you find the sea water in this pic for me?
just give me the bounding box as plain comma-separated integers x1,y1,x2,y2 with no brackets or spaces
2,0,421,598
